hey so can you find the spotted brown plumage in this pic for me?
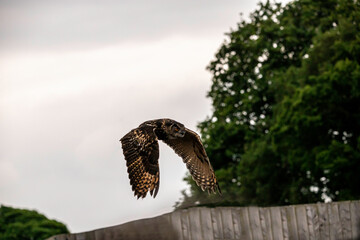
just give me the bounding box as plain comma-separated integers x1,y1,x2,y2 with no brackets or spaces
120,118,221,199
163,128,220,194
120,125,160,199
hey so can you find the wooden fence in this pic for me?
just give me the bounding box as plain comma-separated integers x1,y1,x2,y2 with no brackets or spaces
49,200,360,240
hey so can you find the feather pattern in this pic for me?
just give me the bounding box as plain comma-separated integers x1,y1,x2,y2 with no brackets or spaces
120,125,160,199
120,119,221,199
163,128,221,194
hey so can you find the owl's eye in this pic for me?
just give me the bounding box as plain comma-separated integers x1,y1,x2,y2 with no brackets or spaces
174,127,179,132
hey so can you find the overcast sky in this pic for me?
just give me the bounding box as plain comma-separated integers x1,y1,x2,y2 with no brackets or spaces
0,0,290,233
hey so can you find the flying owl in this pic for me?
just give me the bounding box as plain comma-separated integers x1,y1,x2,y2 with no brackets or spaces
120,118,221,199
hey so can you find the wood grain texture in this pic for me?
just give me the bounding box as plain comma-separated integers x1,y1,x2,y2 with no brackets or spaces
350,201,360,239
280,207,289,240
339,201,351,240
170,211,184,240
270,206,284,240
239,207,253,240
231,207,244,240
284,206,298,240
306,204,319,240
180,209,191,240
211,208,224,239
248,206,263,240
48,200,360,240
329,202,343,240
199,207,214,240
188,208,202,240
317,202,330,240
220,207,235,239
259,207,273,240
295,204,309,240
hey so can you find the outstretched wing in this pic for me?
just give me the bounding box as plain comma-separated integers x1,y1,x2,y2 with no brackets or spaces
120,125,160,199
163,128,221,194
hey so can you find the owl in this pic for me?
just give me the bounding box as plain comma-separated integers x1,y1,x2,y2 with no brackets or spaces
120,118,221,199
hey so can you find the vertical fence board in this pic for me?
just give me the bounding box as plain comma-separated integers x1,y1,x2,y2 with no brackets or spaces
248,206,263,240
259,207,273,240
237,207,253,240
75,233,88,240
280,207,289,240
220,207,235,239
284,206,298,240
170,210,183,240
211,208,224,239
188,208,202,240
232,208,242,239
317,202,330,240
48,201,360,240
152,214,177,240
180,209,191,240
95,229,111,240
56,234,75,240
350,201,360,239
329,202,343,240
339,201,351,240
199,208,214,240
295,205,309,240
270,206,284,240
306,205,320,240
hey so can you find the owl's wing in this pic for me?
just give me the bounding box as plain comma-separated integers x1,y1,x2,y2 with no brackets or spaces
163,128,221,194
120,126,160,199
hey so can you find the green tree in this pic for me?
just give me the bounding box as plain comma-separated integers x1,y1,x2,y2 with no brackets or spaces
176,0,360,208
0,205,69,240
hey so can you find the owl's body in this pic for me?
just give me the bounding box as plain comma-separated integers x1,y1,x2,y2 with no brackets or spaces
120,118,221,199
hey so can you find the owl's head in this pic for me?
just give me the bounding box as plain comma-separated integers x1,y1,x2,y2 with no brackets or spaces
164,119,186,139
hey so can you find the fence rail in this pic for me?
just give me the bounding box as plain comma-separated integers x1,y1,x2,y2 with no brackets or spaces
49,200,360,240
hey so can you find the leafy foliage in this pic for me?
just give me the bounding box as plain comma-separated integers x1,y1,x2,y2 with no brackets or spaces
176,0,360,208
0,205,69,240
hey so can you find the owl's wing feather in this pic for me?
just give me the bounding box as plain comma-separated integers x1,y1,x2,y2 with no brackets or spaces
163,128,221,194
120,125,160,199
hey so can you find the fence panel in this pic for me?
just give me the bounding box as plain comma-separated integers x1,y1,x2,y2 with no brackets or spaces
48,200,360,240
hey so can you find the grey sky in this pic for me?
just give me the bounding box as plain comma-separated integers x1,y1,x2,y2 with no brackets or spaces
0,0,290,233
0,0,258,51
